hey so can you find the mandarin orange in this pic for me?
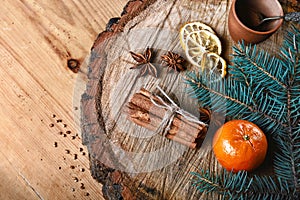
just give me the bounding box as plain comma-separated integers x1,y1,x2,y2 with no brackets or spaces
212,120,268,172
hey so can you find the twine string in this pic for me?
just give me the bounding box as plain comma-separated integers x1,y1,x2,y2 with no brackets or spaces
149,86,207,136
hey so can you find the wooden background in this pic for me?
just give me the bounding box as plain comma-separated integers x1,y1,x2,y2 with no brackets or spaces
0,0,127,199
0,0,299,199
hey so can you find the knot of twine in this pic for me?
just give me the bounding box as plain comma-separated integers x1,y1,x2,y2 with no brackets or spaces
149,86,207,136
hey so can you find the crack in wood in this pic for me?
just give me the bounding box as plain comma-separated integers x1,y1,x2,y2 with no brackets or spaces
18,172,44,200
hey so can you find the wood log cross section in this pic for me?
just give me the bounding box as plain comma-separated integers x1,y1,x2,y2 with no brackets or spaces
81,0,296,199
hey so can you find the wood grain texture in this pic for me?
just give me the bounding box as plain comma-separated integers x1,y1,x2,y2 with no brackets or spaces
0,0,127,199
81,0,299,199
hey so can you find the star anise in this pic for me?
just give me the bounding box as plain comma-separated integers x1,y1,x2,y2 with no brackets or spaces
161,51,186,72
129,47,157,77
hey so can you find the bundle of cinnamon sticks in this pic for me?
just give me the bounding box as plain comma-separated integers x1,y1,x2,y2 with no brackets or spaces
125,88,208,149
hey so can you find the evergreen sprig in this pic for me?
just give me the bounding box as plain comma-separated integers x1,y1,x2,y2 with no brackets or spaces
186,26,300,199
191,170,291,200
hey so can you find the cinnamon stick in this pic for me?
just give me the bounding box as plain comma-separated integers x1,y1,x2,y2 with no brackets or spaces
126,101,203,140
129,117,156,131
166,134,197,149
176,113,206,129
125,88,208,149
140,88,206,130
172,116,204,138
129,92,205,137
168,127,196,142
126,102,162,128
130,93,166,118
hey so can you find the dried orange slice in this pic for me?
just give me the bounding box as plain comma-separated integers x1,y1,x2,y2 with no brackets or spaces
185,30,222,66
180,22,215,50
201,52,227,78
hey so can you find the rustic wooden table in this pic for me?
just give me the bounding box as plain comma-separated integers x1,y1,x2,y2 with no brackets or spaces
0,0,126,199
1,0,298,199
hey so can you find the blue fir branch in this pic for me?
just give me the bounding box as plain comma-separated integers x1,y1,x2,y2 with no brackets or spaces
185,71,287,135
188,26,300,199
190,169,294,200
230,43,288,95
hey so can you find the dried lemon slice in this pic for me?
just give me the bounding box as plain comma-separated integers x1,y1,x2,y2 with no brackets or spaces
180,22,215,50
201,52,227,78
185,30,222,66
